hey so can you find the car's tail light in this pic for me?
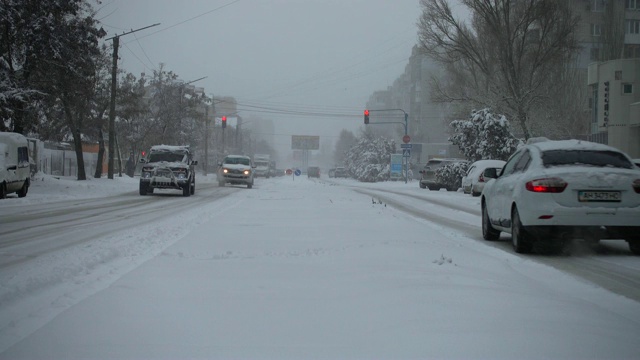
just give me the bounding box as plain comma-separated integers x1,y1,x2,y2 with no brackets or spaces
525,178,567,193
478,173,485,183
633,179,640,194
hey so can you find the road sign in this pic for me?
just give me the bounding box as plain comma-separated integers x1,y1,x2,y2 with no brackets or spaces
403,135,411,143
400,143,412,149
294,169,301,176
402,149,411,157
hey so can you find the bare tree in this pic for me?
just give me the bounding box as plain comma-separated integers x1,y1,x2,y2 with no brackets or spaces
418,0,580,140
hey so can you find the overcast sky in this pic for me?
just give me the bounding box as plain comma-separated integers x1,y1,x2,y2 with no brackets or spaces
97,0,424,157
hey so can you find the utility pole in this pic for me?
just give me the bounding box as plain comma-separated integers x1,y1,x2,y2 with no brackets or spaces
106,23,160,179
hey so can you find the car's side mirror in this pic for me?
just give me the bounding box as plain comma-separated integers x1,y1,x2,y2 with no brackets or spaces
139,158,146,164
192,160,198,166
483,167,498,179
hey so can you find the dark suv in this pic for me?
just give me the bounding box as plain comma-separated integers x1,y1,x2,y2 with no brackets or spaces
139,145,197,196
418,158,465,191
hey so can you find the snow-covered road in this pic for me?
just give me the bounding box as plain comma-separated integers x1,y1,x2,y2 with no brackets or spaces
1,174,639,359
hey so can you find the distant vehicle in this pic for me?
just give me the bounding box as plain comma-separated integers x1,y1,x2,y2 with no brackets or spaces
139,145,197,196
307,166,320,178
253,154,271,178
481,139,640,255
217,155,254,188
0,132,30,199
418,158,467,191
461,159,506,196
333,167,348,178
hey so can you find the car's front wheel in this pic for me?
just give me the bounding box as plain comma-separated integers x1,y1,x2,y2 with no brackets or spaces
628,238,640,255
0,182,6,199
139,182,148,196
511,206,533,254
482,202,500,240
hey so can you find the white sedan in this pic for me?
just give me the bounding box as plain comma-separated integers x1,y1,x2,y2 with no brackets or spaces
481,139,640,254
461,159,505,196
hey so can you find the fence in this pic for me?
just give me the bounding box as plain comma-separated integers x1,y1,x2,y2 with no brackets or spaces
38,148,99,177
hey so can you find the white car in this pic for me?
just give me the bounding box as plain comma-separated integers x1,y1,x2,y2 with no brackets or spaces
461,159,505,196
217,155,255,188
481,139,640,255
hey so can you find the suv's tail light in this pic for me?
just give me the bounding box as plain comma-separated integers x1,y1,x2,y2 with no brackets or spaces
525,178,567,193
633,179,640,194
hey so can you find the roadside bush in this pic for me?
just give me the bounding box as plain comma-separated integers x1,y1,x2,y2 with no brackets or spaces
435,162,469,191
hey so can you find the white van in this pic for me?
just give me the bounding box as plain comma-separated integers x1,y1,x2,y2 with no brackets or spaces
0,132,30,199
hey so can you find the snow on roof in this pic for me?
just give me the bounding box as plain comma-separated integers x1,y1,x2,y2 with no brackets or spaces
531,139,623,153
150,145,190,153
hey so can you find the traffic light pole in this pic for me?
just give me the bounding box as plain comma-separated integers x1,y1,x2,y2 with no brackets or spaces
365,109,410,183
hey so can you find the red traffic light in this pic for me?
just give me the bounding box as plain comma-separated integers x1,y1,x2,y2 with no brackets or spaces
141,150,146,157
364,109,370,124
221,115,227,128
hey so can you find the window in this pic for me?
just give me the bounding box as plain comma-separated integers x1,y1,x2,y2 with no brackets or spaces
626,0,640,10
626,20,640,34
591,0,606,12
591,24,603,36
623,83,633,94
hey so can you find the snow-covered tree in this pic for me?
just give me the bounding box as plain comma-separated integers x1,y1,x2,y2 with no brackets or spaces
435,162,469,191
449,108,521,162
333,129,357,166
343,132,395,182
418,0,579,140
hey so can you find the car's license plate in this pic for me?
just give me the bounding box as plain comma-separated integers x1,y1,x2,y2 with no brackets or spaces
578,191,621,202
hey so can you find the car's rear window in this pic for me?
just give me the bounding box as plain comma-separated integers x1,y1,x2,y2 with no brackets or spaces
541,150,633,169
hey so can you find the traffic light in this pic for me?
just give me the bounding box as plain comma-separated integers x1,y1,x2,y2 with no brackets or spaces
364,109,369,124
222,115,227,128
141,150,146,157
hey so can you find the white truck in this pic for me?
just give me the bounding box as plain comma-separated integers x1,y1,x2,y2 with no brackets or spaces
253,154,271,178
0,132,30,199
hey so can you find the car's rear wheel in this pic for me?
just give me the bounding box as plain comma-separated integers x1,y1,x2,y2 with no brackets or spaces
0,182,6,199
17,180,28,198
511,206,533,254
182,184,190,197
482,202,500,240
628,239,640,255
247,182,253,189
190,181,195,195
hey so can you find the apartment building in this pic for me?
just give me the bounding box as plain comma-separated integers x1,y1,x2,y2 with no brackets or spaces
575,0,640,156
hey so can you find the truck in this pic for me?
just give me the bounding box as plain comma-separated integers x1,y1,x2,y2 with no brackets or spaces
0,132,30,199
253,154,271,178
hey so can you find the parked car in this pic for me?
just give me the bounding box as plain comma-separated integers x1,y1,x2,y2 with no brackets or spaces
418,158,467,191
481,139,640,255
333,167,348,178
139,145,197,196
307,166,320,178
0,132,30,199
461,159,506,196
217,155,255,188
